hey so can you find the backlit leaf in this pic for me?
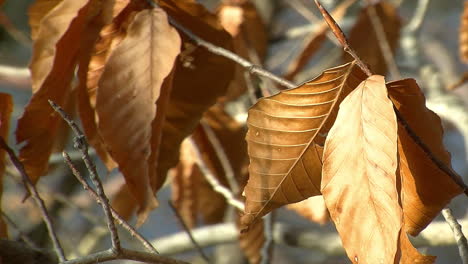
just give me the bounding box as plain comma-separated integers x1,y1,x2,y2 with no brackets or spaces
96,7,181,222
18,0,110,182
241,62,366,231
388,79,465,235
152,0,235,192
321,75,400,264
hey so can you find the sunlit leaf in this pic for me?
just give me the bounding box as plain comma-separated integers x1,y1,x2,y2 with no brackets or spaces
286,195,329,225
241,62,366,231
460,0,468,63
321,75,400,264
96,7,181,222
388,79,465,235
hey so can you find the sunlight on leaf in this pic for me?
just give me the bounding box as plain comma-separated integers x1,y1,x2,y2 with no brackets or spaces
241,61,366,231
321,75,400,264
96,7,181,223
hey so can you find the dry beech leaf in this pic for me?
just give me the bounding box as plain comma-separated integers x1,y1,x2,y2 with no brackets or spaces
77,0,141,171
284,0,356,80
28,0,63,41
239,216,265,264
460,0,468,63
96,7,181,222
399,226,436,263
387,79,465,235
111,183,138,221
321,75,401,264
172,138,201,228
217,0,268,100
172,106,248,227
17,0,111,183
152,0,235,192
0,93,13,238
344,1,401,75
286,195,329,225
241,61,366,231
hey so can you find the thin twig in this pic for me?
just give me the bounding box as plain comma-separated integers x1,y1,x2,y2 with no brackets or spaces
48,100,121,252
168,201,210,263
144,0,295,89
187,138,245,211
200,122,239,194
442,208,468,264
60,248,189,264
0,137,66,262
61,152,158,254
404,0,430,33
314,0,372,76
366,2,401,79
1,212,38,249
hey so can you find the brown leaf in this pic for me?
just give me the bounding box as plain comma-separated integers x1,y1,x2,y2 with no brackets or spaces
17,0,111,183
172,106,248,226
0,93,13,238
321,75,401,264
217,0,268,100
344,1,401,75
286,195,329,225
461,0,468,63
239,216,264,264
77,0,139,171
152,0,235,192
111,183,138,221
28,0,63,41
387,79,465,235
284,0,356,80
96,7,181,222
171,139,201,228
241,62,366,231
399,227,436,263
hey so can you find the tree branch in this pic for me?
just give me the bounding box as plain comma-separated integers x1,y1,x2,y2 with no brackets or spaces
0,137,66,262
442,208,468,264
48,100,121,252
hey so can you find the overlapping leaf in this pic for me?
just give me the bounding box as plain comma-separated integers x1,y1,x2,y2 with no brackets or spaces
152,0,235,192
96,7,181,221
241,61,367,231
77,0,136,171
17,0,111,183
0,93,12,238
239,217,264,264
286,195,329,225
217,0,268,100
344,1,401,75
321,75,401,264
388,79,465,235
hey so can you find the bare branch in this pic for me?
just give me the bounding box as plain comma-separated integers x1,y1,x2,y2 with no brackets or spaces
153,220,468,256
49,100,121,252
200,122,239,194
442,208,468,264
187,138,245,211
0,137,66,262
60,248,189,264
62,152,158,254
168,201,210,263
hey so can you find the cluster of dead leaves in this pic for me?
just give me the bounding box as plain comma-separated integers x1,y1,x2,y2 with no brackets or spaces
0,0,467,263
